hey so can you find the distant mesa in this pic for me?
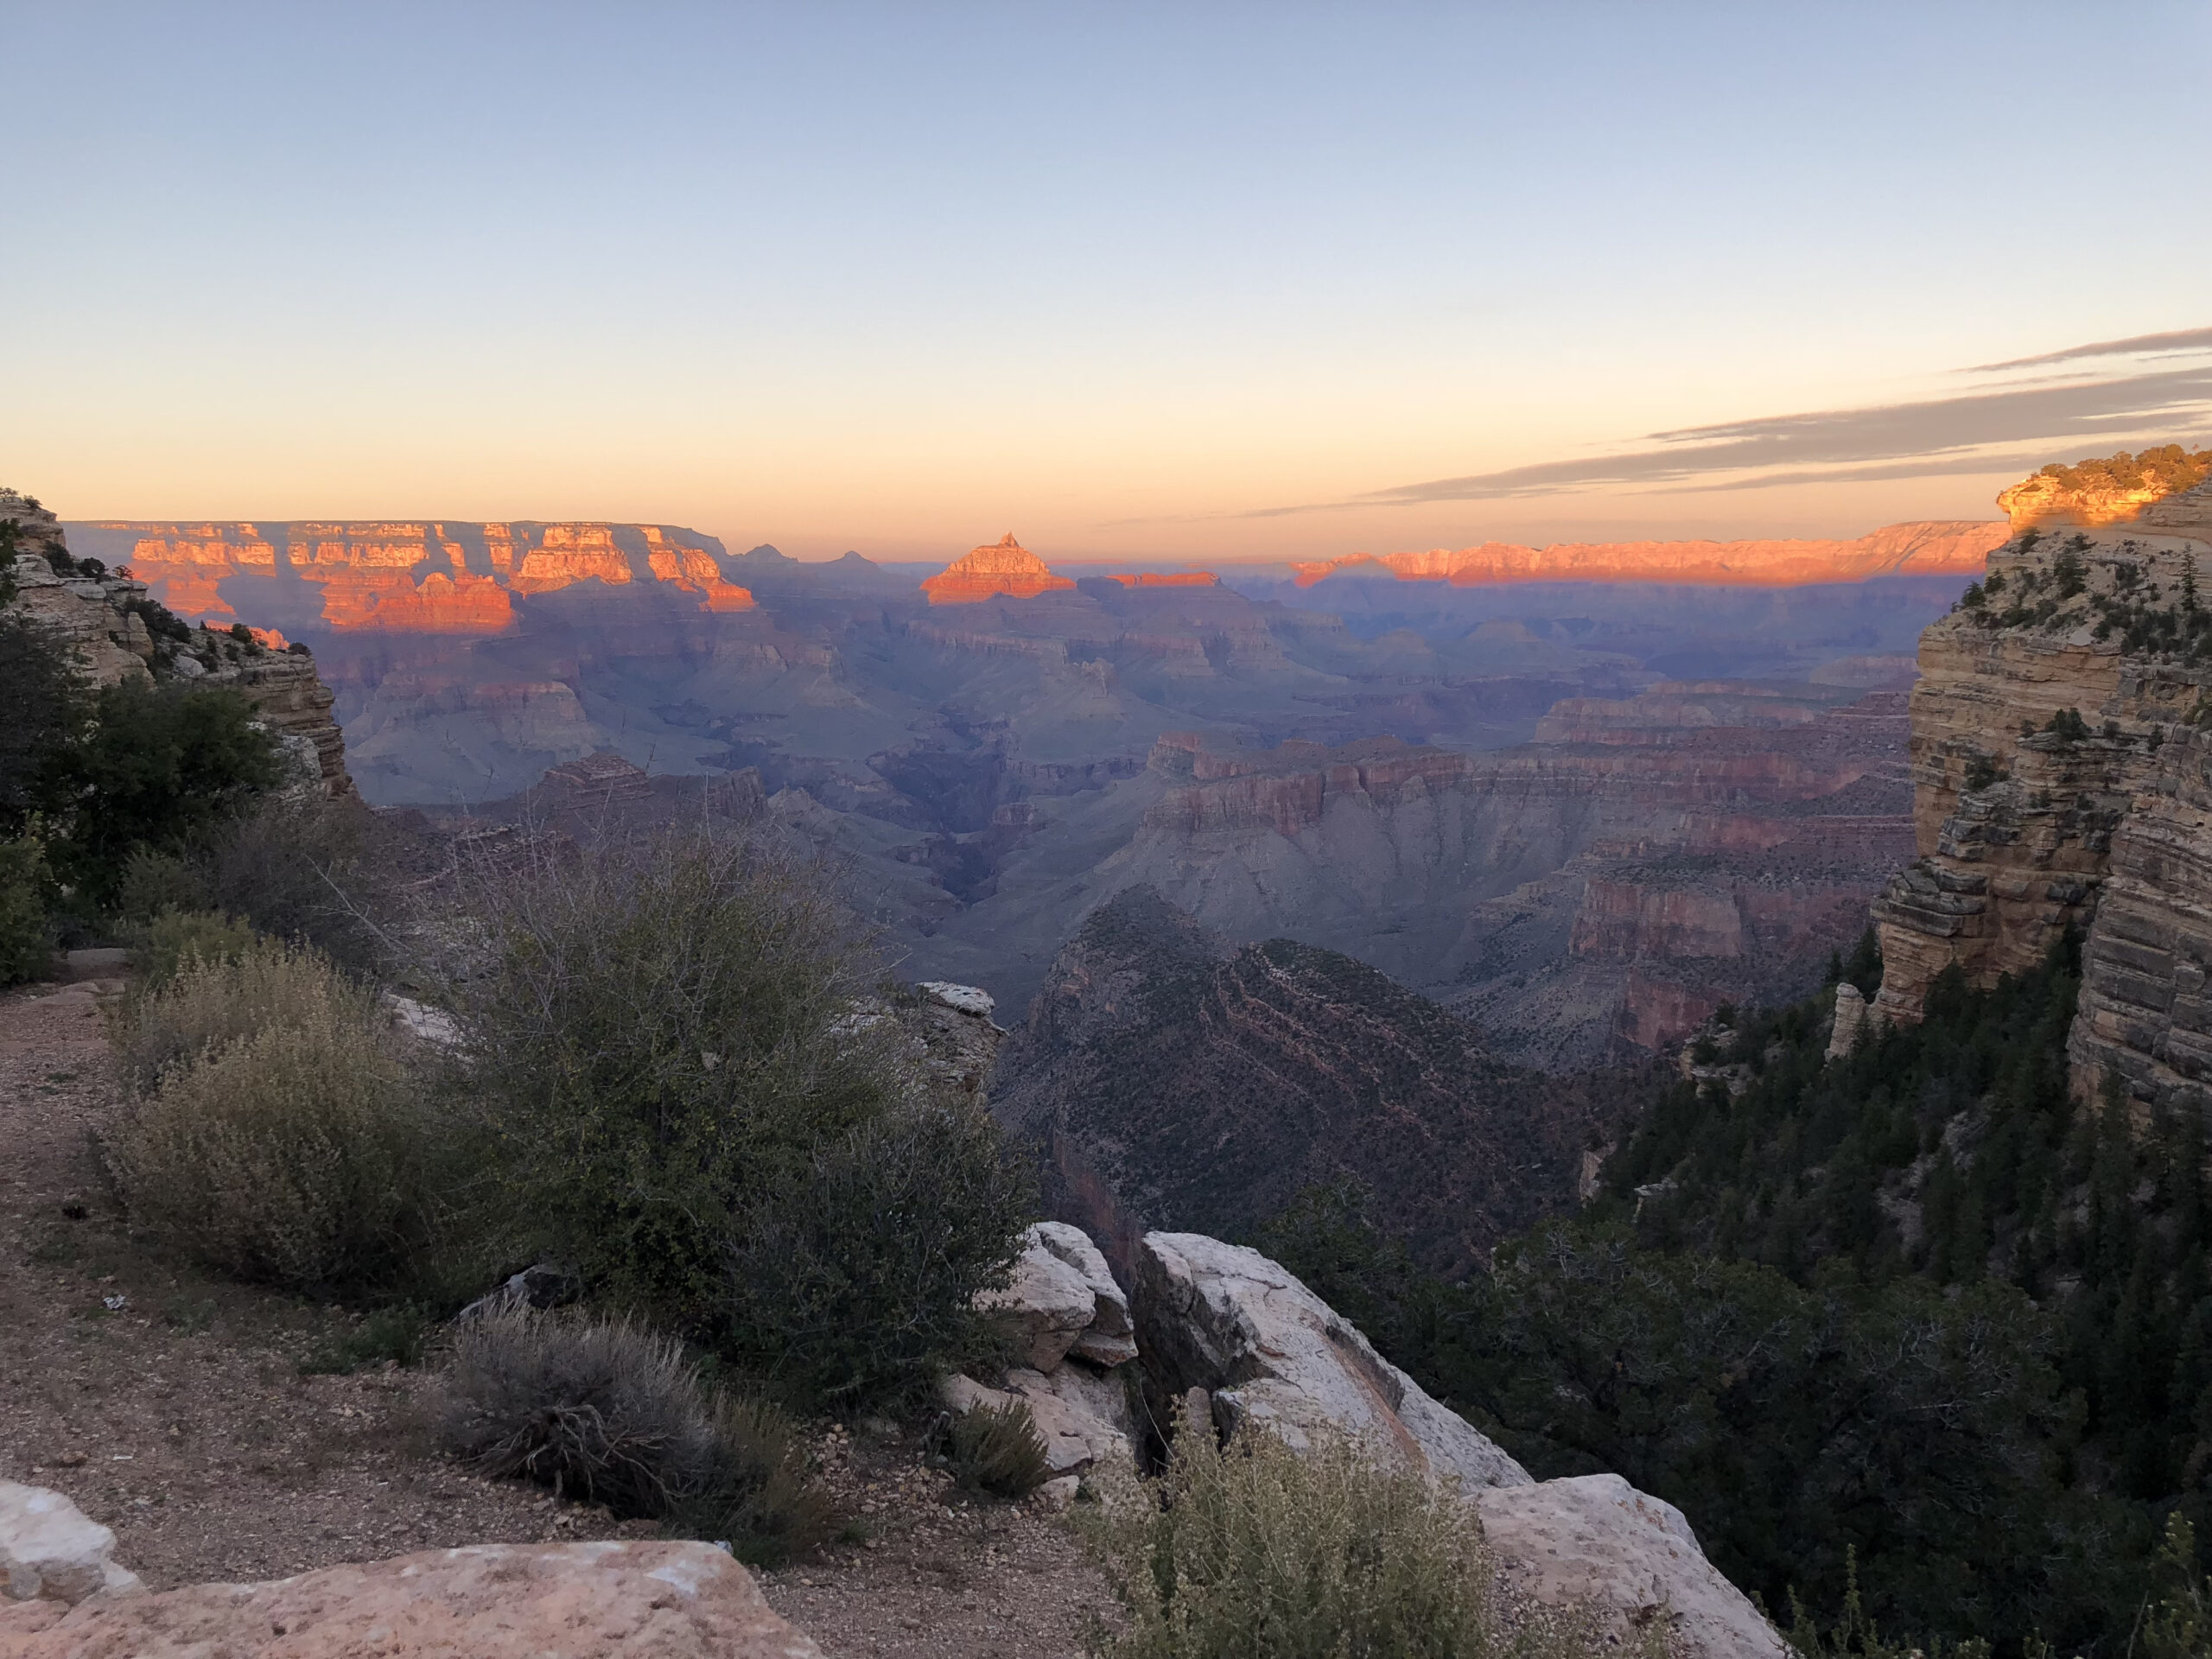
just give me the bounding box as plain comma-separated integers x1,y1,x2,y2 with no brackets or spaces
1997,444,2212,530
920,533,1077,605
72,520,755,631
1288,520,2012,590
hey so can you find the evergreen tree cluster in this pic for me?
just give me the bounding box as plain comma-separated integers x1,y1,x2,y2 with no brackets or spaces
1257,932,2212,1654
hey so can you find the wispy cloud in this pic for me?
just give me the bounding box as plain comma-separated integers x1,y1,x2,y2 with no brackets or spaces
1965,326,2212,373
1239,327,2212,518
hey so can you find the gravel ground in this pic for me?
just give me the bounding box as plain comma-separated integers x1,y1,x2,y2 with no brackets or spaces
0,976,1109,1656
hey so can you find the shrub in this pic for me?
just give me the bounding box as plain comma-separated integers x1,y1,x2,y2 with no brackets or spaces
454,827,1031,1405
115,848,217,920
37,678,284,905
944,1401,1051,1498
130,908,259,991
0,831,54,986
108,935,352,1084
106,983,434,1292
0,614,86,836
1084,1413,1611,1659
202,798,407,979
438,1308,835,1564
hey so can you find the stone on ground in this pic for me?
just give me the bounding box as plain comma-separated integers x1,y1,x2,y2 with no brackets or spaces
0,1483,142,1606
0,1540,823,1657
1476,1474,1788,1658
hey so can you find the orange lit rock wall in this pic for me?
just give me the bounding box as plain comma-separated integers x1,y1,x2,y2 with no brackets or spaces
1288,519,2011,589
1103,571,1219,588
86,520,752,630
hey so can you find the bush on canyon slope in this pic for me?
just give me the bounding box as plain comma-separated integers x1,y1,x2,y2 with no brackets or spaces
1084,1408,1618,1659
454,826,1031,1408
107,938,456,1293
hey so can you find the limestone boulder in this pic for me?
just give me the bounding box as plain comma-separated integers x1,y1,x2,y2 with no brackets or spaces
1476,1474,1787,1658
0,1484,141,1606
1131,1232,1529,1491
0,1540,823,1657
976,1228,1108,1371
1029,1221,1138,1366
943,1366,1135,1478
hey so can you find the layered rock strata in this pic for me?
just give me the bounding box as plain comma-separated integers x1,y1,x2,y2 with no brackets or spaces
1289,518,2009,588
918,534,1077,604
1871,490,2212,1115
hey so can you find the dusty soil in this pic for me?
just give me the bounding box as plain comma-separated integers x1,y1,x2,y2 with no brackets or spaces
0,977,1105,1656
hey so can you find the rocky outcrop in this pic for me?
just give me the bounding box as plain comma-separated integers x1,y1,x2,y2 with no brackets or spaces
0,1484,142,1606
1102,571,1219,588
1475,1475,1788,1657
1129,1233,1785,1657
1288,518,2008,589
919,535,1077,605
1997,446,2212,530
62,519,754,631
3,502,353,799
0,1540,822,1656
1870,493,2212,1116
1134,1232,1531,1491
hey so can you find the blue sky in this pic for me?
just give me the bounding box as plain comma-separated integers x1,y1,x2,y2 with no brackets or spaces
6,2,2209,561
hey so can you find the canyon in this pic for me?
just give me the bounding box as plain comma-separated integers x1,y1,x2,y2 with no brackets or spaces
59,508,1989,1055
1872,474,2212,1115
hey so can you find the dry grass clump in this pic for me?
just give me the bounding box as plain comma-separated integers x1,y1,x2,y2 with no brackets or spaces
130,906,258,992
437,1307,835,1565
105,938,449,1293
1084,1413,1617,1659
944,1401,1052,1498
110,933,361,1084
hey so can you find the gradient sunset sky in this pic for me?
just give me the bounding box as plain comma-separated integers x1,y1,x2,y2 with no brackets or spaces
6,3,2209,564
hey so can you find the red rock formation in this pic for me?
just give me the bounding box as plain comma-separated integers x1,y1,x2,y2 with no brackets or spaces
80,519,753,629
921,534,1077,604
1288,519,2010,589
1996,445,2212,529
1103,571,1219,588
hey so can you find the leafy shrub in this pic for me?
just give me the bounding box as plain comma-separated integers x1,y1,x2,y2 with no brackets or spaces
301,1304,435,1375
107,979,435,1292
130,908,259,992
0,831,54,985
0,615,86,836
438,1308,834,1564
455,827,1031,1406
115,849,217,920
943,1401,1051,1498
1084,1412,1609,1659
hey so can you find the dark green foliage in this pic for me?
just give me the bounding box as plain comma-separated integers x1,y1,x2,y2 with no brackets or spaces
0,615,87,834
943,1401,1051,1497
300,1304,434,1374
458,828,1031,1408
0,831,54,984
1259,937,2212,1654
2043,706,2092,743
37,677,284,903
200,799,405,977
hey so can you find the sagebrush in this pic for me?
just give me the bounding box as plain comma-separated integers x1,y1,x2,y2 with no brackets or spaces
105,940,449,1292
1084,1413,1616,1659
438,1307,835,1564
944,1401,1052,1498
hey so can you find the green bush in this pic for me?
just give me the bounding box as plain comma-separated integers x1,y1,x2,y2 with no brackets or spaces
105,943,445,1292
455,827,1031,1406
109,934,345,1084
1084,1412,1611,1659
130,908,258,992
0,616,86,836
438,1308,835,1565
0,831,54,985
202,798,408,979
944,1401,1051,1498
115,849,216,921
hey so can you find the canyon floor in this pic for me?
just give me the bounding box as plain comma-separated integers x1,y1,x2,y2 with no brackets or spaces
0,979,1103,1657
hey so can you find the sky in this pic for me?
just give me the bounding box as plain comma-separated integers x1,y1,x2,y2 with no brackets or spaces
5,2,2210,565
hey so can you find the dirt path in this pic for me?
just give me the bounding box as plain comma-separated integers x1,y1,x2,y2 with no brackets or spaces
0,979,1105,1656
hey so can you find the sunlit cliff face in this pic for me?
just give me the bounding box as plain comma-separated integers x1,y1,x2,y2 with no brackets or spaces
100,521,754,628
919,534,1077,604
